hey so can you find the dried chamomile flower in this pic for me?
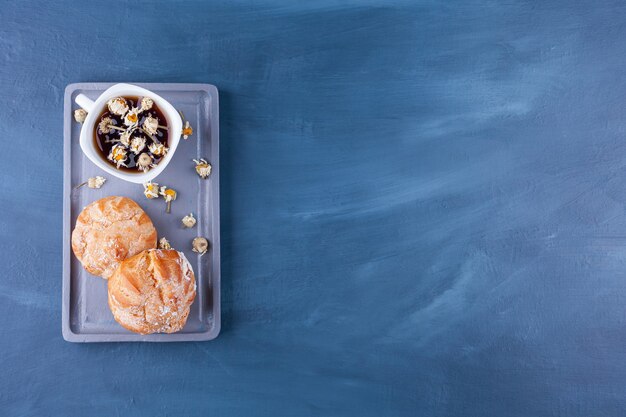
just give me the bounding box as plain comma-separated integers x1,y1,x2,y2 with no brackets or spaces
119,129,132,147
140,97,154,112
143,181,160,199
108,144,127,168
181,213,196,228
192,158,212,179
192,237,209,255
159,237,172,250
148,143,168,157
88,176,106,189
182,121,193,139
107,97,129,116
136,153,154,172
75,176,106,190
159,186,177,213
143,115,159,136
124,108,140,127
130,136,146,154
98,117,114,134
74,108,87,123
159,186,177,202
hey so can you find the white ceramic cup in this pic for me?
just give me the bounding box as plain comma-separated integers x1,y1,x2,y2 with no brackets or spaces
75,83,183,184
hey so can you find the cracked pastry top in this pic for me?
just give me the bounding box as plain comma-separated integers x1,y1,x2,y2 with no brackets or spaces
71,196,157,279
108,249,196,335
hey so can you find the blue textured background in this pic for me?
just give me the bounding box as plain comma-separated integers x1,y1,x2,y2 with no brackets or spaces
2,0,626,415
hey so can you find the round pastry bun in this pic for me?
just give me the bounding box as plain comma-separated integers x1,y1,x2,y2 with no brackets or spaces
108,249,196,335
71,196,157,279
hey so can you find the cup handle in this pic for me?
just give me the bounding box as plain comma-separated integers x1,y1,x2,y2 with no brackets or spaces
75,94,95,113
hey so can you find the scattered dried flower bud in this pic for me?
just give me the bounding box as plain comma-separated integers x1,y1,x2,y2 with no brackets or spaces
130,136,146,154
98,117,114,134
137,153,154,172
192,237,209,255
160,187,177,202
159,237,172,250
192,158,212,179
74,109,87,123
182,213,196,228
143,115,159,136
140,97,154,112
75,176,107,190
182,121,193,139
143,181,160,199
87,176,106,189
108,144,127,168
107,97,129,116
124,108,140,127
148,143,168,156
159,186,177,213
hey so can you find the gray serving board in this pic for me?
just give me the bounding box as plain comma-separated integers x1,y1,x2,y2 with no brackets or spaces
62,83,220,342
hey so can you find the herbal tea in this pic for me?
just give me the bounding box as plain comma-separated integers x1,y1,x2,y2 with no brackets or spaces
94,96,169,172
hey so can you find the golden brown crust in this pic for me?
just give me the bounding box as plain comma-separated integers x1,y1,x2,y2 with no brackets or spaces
71,196,157,279
108,249,196,335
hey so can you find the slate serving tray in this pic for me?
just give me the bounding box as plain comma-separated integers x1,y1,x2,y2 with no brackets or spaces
62,83,220,342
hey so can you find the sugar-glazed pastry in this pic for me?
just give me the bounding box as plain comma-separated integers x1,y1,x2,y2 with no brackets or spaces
71,196,157,279
108,249,196,335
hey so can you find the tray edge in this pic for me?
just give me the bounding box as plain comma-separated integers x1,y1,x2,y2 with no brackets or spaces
62,82,221,343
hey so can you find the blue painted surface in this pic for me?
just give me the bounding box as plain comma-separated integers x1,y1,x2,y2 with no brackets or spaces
2,0,626,415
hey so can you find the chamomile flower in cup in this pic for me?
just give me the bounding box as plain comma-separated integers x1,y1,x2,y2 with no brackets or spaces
107,97,129,116
108,145,127,168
